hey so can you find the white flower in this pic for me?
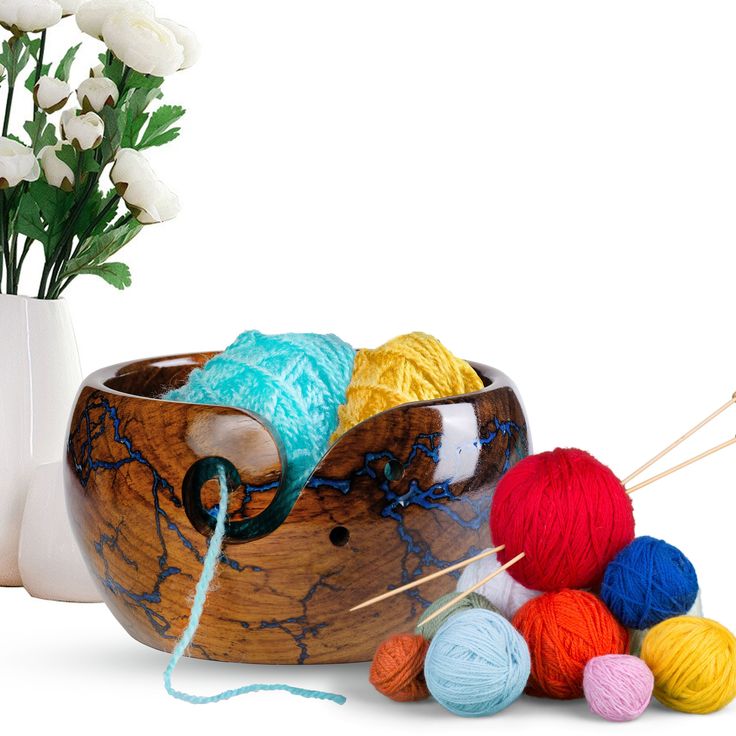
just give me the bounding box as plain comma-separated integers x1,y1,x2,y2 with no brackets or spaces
77,77,118,112
158,18,200,70
34,75,71,113
0,137,40,189
76,0,152,39
63,111,104,150
102,11,184,77
0,64,5,80
0,0,62,32
59,108,75,138
90,62,104,78
58,0,83,15
123,178,180,224
109,147,154,195
39,144,74,191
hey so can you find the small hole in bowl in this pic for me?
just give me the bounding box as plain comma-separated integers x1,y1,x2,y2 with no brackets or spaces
329,526,350,547
384,459,404,482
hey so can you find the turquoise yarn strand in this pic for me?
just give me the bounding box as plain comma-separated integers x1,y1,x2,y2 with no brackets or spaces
163,469,346,706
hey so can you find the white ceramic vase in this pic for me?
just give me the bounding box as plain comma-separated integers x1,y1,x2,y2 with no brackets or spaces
18,461,101,602
0,294,83,587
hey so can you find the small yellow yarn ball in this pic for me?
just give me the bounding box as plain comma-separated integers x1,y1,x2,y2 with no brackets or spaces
640,616,736,714
331,332,483,441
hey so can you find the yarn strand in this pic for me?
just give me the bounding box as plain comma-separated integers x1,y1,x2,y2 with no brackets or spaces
163,469,346,706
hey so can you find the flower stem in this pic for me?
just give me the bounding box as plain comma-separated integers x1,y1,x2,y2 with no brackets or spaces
16,236,33,273
77,193,120,245
7,230,19,294
120,65,132,93
32,30,47,121
44,169,102,297
2,83,14,137
0,190,7,293
33,31,46,86
52,212,134,299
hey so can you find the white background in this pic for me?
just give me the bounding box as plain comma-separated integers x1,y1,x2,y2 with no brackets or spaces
3,1,736,733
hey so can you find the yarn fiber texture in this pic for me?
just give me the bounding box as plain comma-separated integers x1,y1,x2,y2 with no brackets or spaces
424,608,531,717
369,633,430,702
629,591,703,656
330,332,483,440
164,331,355,496
640,616,736,714
456,548,541,620
415,591,498,640
491,448,635,591
601,535,699,630
512,589,629,700
583,655,653,722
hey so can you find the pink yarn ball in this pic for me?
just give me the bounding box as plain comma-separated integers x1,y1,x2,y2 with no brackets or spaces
583,655,654,722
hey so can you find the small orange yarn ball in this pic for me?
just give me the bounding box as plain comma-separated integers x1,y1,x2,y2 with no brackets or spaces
513,589,629,700
369,633,430,702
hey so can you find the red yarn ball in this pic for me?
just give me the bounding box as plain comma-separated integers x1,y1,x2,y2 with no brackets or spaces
513,589,629,699
369,633,430,702
491,448,634,591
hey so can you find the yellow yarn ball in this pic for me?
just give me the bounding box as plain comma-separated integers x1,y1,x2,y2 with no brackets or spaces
331,332,483,440
640,616,736,714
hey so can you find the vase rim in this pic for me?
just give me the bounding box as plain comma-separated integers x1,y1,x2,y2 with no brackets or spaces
0,293,67,303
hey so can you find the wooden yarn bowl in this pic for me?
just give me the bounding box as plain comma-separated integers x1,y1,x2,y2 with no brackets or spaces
64,353,530,664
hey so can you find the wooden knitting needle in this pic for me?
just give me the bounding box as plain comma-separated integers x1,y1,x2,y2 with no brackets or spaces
418,552,527,627
625,435,736,494
622,392,736,485
349,545,506,612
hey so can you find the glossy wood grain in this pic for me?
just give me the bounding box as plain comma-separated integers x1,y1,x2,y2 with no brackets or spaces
64,353,529,664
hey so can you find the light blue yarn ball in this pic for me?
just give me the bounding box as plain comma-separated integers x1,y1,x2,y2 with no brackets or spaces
424,608,531,717
164,331,355,492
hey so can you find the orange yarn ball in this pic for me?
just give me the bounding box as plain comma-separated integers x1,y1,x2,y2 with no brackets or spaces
513,590,629,700
369,633,430,702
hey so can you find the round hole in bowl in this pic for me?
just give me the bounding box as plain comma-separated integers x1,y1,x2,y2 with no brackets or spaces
329,526,350,547
384,459,404,482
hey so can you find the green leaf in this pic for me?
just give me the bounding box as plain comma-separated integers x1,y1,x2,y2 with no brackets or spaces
100,53,124,86
1,39,31,85
55,144,77,172
100,104,124,164
117,87,161,149
27,180,74,258
80,149,101,176
137,105,185,150
123,110,149,149
55,43,82,82
24,63,51,92
23,117,57,153
15,196,47,245
126,71,164,92
63,219,142,274
28,179,74,224
26,38,41,61
69,262,132,289
75,188,119,239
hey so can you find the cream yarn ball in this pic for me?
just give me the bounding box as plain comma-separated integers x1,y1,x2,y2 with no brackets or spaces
456,547,541,620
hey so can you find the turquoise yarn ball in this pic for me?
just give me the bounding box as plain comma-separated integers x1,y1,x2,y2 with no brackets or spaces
424,608,531,717
163,331,355,493
416,592,499,640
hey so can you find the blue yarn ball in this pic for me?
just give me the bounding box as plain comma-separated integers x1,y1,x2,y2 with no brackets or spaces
164,331,355,493
601,535,699,630
424,608,531,717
